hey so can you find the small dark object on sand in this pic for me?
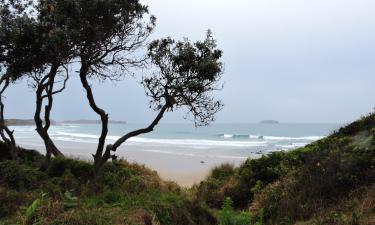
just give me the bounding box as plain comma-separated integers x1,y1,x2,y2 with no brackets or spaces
200,161,205,164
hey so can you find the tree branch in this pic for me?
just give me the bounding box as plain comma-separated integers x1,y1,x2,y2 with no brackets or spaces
107,103,169,156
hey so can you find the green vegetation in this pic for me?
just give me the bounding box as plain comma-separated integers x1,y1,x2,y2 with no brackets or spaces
1,114,375,224
217,197,262,225
0,150,215,224
1,1,373,224
194,112,375,224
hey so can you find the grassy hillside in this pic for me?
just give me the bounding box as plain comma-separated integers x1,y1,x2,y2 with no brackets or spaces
1,113,375,224
194,113,375,224
0,150,215,225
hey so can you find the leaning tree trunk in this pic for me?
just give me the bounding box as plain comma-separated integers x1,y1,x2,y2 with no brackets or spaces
97,103,170,172
79,64,109,175
0,78,18,160
34,64,64,162
78,62,171,176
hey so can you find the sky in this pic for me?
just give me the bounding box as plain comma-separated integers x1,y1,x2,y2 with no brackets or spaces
4,0,375,124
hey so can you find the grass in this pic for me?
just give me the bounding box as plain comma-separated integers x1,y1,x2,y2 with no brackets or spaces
0,152,215,225
194,112,375,224
1,112,375,224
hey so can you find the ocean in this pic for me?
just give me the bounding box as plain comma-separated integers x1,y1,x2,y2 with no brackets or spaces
10,123,341,159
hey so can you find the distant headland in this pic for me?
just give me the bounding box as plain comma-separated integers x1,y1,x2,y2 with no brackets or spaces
5,119,57,126
62,119,126,124
4,119,126,126
259,120,280,124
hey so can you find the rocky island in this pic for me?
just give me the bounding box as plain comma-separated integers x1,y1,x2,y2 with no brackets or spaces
259,120,280,124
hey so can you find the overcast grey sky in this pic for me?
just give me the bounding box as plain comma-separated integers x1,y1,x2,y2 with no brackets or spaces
5,0,375,123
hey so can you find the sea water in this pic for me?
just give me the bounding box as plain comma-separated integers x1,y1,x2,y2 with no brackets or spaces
10,123,340,159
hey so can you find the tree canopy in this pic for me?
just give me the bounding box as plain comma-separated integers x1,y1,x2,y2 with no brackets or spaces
0,0,224,174
145,31,224,127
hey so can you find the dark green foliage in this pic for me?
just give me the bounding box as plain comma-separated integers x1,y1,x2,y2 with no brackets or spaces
1,0,73,78
0,155,216,225
47,157,93,180
0,144,45,166
195,164,237,208
333,112,375,137
99,161,139,183
0,187,26,218
17,149,45,166
196,153,287,209
40,0,155,76
218,197,253,225
195,113,375,224
0,160,47,190
211,163,236,180
257,134,375,223
62,191,78,210
0,141,11,160
145,31,224,126
234,152,286,207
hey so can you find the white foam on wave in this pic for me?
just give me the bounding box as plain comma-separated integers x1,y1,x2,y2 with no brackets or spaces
9,126,35,132
250,135,324,141
222,134,234,138
52,131,268,148
23,128,324,151
219,133,325,141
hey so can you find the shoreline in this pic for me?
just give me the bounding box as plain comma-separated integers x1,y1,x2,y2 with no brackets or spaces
20,140,249,187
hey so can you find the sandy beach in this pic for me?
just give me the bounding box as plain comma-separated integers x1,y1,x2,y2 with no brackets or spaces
20,140,248,187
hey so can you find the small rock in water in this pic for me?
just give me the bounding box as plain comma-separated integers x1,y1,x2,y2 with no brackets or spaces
200,161,205,164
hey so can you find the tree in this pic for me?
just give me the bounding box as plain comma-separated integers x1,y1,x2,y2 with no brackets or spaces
1,0,74,161
30,64,69,161
0,0,35,159
41,0,155,173
0,0,225,175
101,31,224,171
0,76,18,160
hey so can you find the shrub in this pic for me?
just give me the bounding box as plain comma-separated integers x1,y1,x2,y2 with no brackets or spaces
63,191,79,210
0,187,25,218
218,197,253,225
196,152,288,209
211,163,235,180
0,142,11,161
47,157,93,178
256,135,375,223
0,160,47,190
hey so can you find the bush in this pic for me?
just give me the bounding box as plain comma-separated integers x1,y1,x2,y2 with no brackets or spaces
211,163,235,180
47,157,92,179
0,142,11,161
196,152,289,209
0,187,26,218
256,135,375,223
0,160,47,190
218,197,254,225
